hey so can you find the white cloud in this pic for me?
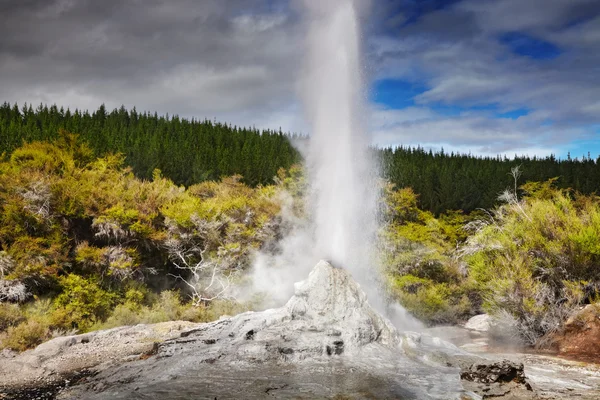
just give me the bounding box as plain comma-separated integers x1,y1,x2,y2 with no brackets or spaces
366,0,600,157
232,13,288,33
0,0,598,158
368,103,585,158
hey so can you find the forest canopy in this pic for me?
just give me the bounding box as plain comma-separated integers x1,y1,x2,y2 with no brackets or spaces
2,102,599,214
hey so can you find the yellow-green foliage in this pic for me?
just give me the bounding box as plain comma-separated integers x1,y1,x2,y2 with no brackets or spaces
0,303,25,330
2,319,49,352
74,242,107,271
464,180,600,342
392,275,471,322
274,165,307,217
94,291,251,330
275,165,306,199
0,299,52,350
53,274,117,331
380,183,473,324
0,135,285,351
162,174,282,276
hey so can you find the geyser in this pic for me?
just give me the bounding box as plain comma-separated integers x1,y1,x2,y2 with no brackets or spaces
302,0,376,284
249,0,422,331
61,261,477,399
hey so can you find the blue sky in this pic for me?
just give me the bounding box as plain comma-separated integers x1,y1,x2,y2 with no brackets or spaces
1,0,599,159
365,0,600,159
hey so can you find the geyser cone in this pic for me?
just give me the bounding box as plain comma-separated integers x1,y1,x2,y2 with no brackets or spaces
163,260,400,363
286,260,398,347
62,260,478,399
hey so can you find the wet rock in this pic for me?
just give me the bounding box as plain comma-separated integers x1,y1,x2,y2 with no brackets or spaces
0,321,200,389
461,360,529,386
460,360,534,400
147,260,400,365
5,261,567,399
57,261,474,399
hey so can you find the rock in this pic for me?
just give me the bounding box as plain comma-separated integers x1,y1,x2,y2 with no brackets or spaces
4,261,560,399
155,260,400,365
465,314,492,332
0,320,200,390
544,304,600,361
461,360,529,386
0,348,18,359
58,261,477,399
460,361,534,400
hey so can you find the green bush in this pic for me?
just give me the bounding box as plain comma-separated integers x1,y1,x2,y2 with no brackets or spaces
0,303,25,331
53,274,117,330
391,275,472,323
463,181,600,344
94,303,143,329
0,137,287,351
380,183,473,324
1,319,49,351
143,291,183,324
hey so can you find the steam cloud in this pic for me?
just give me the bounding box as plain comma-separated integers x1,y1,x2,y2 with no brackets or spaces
244,0,422,331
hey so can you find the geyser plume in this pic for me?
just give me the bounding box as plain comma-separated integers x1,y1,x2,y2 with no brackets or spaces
302,0,376,281
244,0,376,302
246,0,422,330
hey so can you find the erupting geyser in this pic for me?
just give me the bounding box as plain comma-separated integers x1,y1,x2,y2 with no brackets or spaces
250,0,420,329
302,0,376,283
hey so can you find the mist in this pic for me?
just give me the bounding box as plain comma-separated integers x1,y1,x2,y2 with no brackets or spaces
240,0,422,331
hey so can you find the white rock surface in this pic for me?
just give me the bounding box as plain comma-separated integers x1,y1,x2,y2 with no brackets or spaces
3,261,552,399
58,261,478,399
465,314,492,332
0,320,199,388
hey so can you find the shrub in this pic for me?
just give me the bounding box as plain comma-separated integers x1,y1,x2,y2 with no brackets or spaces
0,279,30,302
143,290,184,323
1,319,49,351
0,303,25,331
182,299,251,323
462,180,600,344
95,303,143,329
380,183,472,324
53,274,117,330
390,275,472,323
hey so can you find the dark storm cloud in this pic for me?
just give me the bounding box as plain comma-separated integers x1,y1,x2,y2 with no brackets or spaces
1,0,599,156
0,0,300,123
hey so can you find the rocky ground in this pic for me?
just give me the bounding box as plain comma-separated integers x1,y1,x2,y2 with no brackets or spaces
0,320,200,398
543,304,600,362
1,261,599,399
427,324,600,399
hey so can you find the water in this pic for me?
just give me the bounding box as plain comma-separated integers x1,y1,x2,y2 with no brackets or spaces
300,0,422,331
301,0,376,285
244,0,378,306
247,0,422,331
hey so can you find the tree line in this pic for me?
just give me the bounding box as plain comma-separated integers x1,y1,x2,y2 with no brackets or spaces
380,146,600,214
0,102,301,187
2,102,599,214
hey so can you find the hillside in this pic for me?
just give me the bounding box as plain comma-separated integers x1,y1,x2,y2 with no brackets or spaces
2,102,599,214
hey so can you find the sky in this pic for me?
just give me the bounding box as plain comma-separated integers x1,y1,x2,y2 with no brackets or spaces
1,0,599,159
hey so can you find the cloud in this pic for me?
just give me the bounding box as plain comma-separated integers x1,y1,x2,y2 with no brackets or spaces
457,0,600,33
367,0,600,156
368,104,588,159
0,0,301,121
0,0,599,157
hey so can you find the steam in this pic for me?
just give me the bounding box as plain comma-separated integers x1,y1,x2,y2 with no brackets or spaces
302,0,375,280
244,0,422,331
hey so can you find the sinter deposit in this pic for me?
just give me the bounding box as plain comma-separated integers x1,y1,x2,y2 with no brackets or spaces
54,261,536,400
